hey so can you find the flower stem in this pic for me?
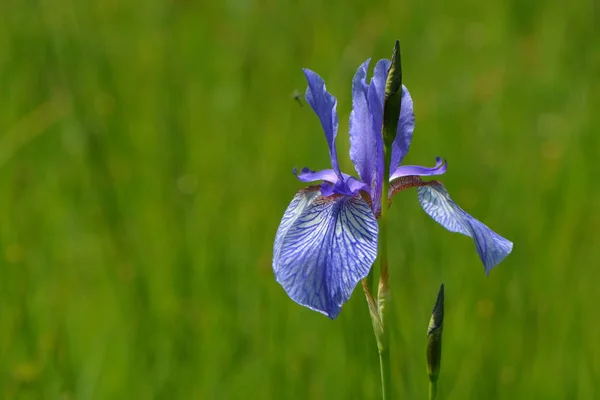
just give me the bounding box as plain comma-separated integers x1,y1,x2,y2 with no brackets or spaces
368,39,402,400
375,147,393,400
429,380,438,400
378,342,391,400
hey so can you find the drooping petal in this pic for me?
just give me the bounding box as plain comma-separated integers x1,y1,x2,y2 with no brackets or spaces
390,86,415,170
303,69,342,180
273,186,321,263
417,181,513,274
390,157,447,180
273,190,379,319
349,59,375,186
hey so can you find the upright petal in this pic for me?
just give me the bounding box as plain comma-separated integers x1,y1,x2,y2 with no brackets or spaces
303,69,342,180
349,59,375,186
390,86,415,170
347,59,396,212
359,60,415,173
417,181,513,274
366,59,390,212
367,59,390,122
273,190,379,319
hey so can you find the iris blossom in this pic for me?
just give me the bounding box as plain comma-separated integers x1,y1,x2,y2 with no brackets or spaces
273,58,512,319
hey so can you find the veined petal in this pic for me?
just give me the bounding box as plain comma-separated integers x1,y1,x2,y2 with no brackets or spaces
390,86,415,170
390,157,447,180
273,186,321,263
417,181,513,274
303,69,343,180
273,191,378,319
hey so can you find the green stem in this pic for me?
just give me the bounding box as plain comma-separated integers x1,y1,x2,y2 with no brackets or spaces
379,343,391,400
429,380,438,400
376,148,393,400
371,40,402,400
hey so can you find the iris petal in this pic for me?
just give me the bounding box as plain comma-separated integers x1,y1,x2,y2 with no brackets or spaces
354,60,415,175
273,189,378,319
303,69,343,181
295,168,339,184
349,59,388,212
366,59,389,212
368,59,390,122
390,157,447,180
349,59,376,187
390,86,415,170
294,168,369,197
273,186,321,263
417,181,513,274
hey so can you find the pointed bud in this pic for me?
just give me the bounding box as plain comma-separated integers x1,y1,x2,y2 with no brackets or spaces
382,40,403,149
427,283,444,384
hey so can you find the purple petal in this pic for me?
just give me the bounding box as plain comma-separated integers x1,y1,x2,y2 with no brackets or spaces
349,59,375,186
295,168,339,184
293,168,340,197
273,189,378,319
320,176,370,197
366,59,389,212
417,181,513,274
368,59,390,123
390,86,415,170
349,59,388,211
390,157,447,180
294,168,369,197
303,69,342,180
344,176,370,194
273,186,321,264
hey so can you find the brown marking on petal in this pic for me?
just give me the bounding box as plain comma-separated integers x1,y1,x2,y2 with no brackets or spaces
299,185,379,217
358,190,383,219
359,190,373,208
306,185,346,206
388,176,441,206
298,185,322,194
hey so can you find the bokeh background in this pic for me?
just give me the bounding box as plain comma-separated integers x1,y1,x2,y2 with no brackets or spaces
1,0,599,398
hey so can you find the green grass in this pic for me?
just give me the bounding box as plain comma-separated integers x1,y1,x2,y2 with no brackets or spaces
1,0,599,398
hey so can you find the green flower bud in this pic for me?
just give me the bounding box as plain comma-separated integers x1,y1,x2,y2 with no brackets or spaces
382,40,403,149
427,283,444,383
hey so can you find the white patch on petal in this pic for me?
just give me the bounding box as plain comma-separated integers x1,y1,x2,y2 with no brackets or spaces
273,187,321,263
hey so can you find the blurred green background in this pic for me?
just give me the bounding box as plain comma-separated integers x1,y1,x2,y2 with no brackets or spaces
1,0,599,398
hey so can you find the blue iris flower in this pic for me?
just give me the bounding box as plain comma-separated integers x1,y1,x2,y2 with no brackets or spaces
273,58,513,319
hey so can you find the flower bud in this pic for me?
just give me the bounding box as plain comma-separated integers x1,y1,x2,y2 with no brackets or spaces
427,283,444,383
